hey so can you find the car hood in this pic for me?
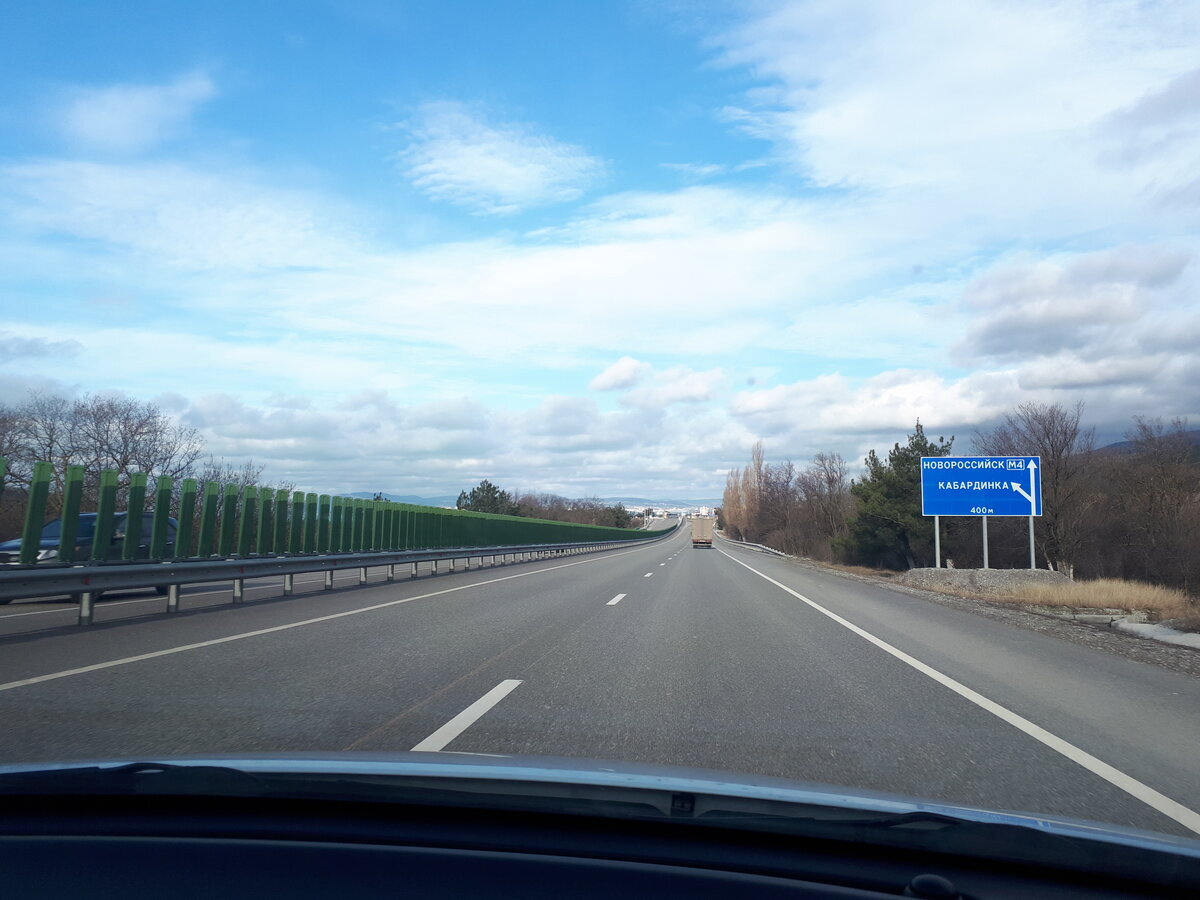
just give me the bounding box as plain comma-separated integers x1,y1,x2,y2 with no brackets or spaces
2,751,1198,862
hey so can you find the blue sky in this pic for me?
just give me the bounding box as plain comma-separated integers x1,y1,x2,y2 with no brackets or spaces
2,1,1198,498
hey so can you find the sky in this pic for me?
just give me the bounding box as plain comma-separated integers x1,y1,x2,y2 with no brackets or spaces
1,0,1198,500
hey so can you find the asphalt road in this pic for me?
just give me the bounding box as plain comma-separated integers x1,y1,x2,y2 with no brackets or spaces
1,524,1198,839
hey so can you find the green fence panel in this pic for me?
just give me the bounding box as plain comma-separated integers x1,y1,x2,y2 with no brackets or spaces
354,498,364,551
317,495,330,552
91,470,118,561
304,493,317,553
330,497,344,552
344,497,354,551
350,500,363,552
285,491,302,554
372,502,384,551
256,488,273,555
196,481,219,558
273,490,290,555
149,476,173,560
238,486,257,556
176,478,197,558
18,461,53,565
216,484,238,557
361,500,373,550
408,506,420,549
121,472,147,561
56,464,85,564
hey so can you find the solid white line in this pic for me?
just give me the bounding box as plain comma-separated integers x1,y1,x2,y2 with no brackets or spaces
411,679,523,752
607,594,626,606
0,541,661,693
716,546,1200,836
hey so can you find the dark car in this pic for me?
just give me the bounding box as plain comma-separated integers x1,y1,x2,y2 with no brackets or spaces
0,513,178,603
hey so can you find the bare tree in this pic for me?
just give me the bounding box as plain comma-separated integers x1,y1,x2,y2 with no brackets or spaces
71,395,203,487
1118,417,1200,592
974,401,1095,576
722,446,852,561
722,466,746,540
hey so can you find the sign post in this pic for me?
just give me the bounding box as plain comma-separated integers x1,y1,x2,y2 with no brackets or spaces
921,457,1042,569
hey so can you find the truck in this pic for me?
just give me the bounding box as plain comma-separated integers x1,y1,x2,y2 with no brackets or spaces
691,517,713,548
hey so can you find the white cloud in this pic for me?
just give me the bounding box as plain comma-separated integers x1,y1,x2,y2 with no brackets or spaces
662,162,725,179
56,71,215,153
398,101,604,214
3,160,359,271
713,0,1200,242
5,3,1200,498
622,366,725,409
589,356,651,390
957,245,1192,362
0,331,83,361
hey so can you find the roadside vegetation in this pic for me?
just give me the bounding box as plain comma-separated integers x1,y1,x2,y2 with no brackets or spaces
1001,578,1193,619
456,479,636,529
0,392,292,540
720,402,1200,615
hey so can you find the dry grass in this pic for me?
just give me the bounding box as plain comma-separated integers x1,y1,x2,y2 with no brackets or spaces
808,557,1199,628
820,562,900,579
1000,578,1192,617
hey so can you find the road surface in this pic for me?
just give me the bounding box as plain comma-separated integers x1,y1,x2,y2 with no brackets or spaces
1,526,1198,838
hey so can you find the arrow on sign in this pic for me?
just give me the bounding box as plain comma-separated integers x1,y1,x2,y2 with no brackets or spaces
1010,459,1037,513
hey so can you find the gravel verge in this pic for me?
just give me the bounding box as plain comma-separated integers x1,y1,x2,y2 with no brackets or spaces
784,557,1200,679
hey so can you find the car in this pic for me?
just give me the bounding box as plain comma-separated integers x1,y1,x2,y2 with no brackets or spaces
1,753,1197,898
0,512,178,603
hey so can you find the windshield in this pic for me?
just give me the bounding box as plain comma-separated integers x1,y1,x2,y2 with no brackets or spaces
1,0,1198,868
39,519,97,541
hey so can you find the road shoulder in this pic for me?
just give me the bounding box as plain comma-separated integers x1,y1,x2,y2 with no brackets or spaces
721,543,1200,678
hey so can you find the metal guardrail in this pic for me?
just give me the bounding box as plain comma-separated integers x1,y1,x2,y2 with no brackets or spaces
715,533,788,558
0,530,675,625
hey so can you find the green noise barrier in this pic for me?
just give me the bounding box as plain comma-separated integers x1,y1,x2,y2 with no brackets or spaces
0,456,661,564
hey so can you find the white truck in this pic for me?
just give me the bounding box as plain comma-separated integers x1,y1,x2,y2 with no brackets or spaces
691,517,714,549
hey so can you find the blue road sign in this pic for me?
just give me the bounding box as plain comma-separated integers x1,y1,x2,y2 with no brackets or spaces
921,456,1042,517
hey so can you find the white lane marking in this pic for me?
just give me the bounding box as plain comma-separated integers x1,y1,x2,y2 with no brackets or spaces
644,572,653,578
659,563,665,566
411,679,523,752
716,546,1200,836
607,594,626,606
0,541,663,693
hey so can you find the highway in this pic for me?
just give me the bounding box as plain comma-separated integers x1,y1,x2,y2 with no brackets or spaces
1,524,1198,839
